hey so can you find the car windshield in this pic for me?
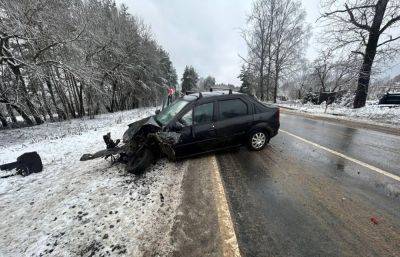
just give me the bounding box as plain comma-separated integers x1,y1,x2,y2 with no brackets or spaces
155,99,189,126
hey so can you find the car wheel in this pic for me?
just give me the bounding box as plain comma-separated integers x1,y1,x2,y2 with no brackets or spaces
248,130,269,151
127,147,155,174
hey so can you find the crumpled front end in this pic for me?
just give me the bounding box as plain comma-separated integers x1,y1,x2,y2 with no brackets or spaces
147,132,181,161
80,126,181,174
123,116,161,143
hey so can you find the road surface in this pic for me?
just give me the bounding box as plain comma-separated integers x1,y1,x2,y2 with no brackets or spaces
216,112,400,257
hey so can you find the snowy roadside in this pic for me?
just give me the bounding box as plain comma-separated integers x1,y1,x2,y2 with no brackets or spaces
278,101,400,128
0,108,187,257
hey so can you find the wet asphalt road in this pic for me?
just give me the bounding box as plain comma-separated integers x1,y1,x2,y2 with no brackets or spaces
216,113,400,257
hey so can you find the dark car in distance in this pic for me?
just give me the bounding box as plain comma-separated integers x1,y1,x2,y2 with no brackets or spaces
378,93,400,105
124,91,280,159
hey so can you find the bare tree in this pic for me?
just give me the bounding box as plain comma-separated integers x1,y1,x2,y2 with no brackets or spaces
241,0,273,100
272,0,310,102
241,0,309,102
321,0,400,108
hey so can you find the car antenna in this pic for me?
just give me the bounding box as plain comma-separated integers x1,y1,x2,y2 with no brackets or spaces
229,89,232,94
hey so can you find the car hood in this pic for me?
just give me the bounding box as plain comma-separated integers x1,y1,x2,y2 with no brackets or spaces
122,116,161,143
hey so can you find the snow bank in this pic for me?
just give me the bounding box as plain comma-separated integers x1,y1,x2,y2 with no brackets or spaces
0,108,187,256
279,101,400,126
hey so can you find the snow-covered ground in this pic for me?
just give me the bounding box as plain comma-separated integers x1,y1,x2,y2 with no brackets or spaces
278,100,400,127
0,108,187,257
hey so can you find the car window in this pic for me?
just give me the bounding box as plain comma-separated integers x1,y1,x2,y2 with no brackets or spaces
155,99,189,126
180,109,193,126
219,99,247,120
194,103,214,125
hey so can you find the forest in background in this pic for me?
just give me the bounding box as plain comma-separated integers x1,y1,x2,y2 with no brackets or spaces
0,0,177,128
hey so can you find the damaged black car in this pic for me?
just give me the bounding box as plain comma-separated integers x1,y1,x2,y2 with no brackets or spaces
80,91,280,174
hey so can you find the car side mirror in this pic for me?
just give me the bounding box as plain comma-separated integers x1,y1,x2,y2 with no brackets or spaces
155,109,160,115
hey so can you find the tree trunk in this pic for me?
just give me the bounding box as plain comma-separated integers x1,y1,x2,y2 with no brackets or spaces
259,58,265,100
78,82,85,116
257,17,267,101
109,81,117,112
353,0,388,108
265,4,275,101
35,93,47,121
45,76,67,120
273,67,280,103
18,74,43,125
66,84,77,118
0,109,8,127
273,44,281,103
69,74,81,117
6,104,17,123
12,104,34,126
353,34,379,108
52,69,72,119
39,80,54,122
353,50,376,108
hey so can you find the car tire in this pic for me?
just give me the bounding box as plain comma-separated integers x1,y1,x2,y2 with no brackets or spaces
248,130,269,151
127,147,155,174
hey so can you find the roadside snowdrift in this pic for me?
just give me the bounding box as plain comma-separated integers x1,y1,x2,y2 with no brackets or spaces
0,108,186,257
279,101,400,126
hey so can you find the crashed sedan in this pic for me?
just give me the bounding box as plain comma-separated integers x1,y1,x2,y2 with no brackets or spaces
80,91,280,174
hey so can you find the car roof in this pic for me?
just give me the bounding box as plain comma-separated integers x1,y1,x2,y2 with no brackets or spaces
182,91,244,102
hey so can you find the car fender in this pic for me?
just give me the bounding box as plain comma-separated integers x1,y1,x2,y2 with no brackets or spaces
247,122,273,138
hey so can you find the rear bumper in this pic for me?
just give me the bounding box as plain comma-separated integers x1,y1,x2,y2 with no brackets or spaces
270,123,280,137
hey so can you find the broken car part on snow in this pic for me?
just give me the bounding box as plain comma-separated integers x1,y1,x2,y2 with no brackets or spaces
0,152,43,178
80,116,181,174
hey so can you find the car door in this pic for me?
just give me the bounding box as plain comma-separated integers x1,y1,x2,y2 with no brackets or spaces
173,101,217,157
173,108,196,157
192,101,217,153
215,98,253,146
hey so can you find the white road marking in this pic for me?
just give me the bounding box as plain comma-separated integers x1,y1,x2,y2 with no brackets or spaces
210,156,242,257
280,129,400,182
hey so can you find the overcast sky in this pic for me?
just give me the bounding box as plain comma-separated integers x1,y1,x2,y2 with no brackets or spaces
116,0,399,85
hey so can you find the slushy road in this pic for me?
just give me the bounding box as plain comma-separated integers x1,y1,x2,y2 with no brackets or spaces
216,112,400,257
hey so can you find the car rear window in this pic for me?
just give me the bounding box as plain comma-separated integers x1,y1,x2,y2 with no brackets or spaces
219,99,247,120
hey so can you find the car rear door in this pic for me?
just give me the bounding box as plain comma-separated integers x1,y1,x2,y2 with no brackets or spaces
215,97,253,146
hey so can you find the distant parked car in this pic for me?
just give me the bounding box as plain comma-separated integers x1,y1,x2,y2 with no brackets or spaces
379,93,400,105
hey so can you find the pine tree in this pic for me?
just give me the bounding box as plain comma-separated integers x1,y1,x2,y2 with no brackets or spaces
181,66,199,93
239,66,252,94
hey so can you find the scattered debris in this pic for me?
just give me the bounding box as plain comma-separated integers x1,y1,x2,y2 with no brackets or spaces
80,116,181,174
370,216,379,225
103,133,120,149
0,108,186,256
0,152,43,178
